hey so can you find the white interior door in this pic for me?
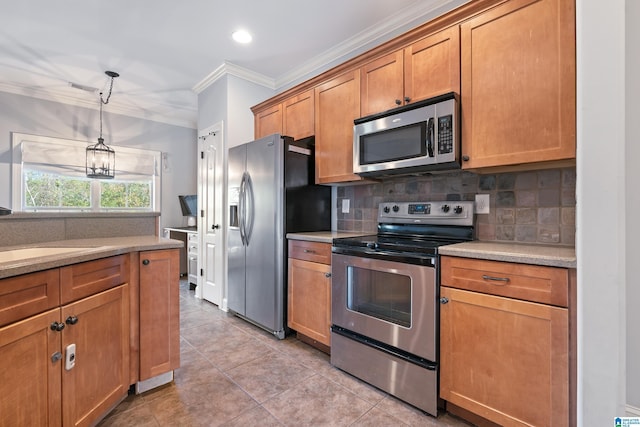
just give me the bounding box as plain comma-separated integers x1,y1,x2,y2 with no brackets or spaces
197,123,224,308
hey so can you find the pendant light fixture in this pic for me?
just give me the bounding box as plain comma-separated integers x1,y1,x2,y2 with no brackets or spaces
86,70,119,179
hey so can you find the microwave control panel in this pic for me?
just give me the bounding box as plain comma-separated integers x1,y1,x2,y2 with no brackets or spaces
438,115,453,154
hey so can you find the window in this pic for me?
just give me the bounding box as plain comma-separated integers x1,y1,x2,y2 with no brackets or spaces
12,133,161,212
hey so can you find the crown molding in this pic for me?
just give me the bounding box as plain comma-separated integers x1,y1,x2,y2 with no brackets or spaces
274,0,459,89
192,1,459,95
0,81,197,129
192,62,276,94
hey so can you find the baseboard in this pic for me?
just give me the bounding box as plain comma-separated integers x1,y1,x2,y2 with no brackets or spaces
626,404,640,416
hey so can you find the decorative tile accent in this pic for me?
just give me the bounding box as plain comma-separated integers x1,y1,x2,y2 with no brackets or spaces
335,167,576,246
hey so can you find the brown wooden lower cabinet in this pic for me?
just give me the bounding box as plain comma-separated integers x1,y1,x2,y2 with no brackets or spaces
287,240,332,351
139,249,180,380
0,249,180,427
0,308,61,427
61,284,130,427
440,256,570,426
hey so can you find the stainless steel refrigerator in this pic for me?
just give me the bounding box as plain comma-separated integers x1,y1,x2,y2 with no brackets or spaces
227,134,331,338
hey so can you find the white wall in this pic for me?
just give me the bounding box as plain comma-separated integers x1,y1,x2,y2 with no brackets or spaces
227,74,273,147
625,0,640,414
577,0,629,424
0,91,197,229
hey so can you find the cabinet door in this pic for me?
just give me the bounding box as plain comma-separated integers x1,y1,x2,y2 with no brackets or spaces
460,0,575,169
139,249,180,380
404,25,460,103
314,70,363,184
61,284,129,427
283,89,315,140
287,258,331,347
360,50,404,116
440,286,568,426
255,104,283,139
0,309,62,427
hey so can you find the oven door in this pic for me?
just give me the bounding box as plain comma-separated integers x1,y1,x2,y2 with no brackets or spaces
331,252,437,361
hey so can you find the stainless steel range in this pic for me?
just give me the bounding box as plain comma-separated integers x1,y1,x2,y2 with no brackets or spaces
330,201,474,416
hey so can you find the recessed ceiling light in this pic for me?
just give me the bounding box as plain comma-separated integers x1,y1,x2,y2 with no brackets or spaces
232,30,252,44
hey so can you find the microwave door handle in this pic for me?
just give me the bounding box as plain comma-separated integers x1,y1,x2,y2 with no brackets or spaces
426,117,435,157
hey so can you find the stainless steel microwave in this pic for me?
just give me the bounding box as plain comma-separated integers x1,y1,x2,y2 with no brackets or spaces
353,92,460,177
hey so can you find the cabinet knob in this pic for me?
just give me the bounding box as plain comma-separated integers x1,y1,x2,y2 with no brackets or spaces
325,272,332,278
142,259,150,265
404,96,411,103
212,224,220,229
395,99,402,105
51,351,63,363
50,321,65,332
440,297,449,304
462,155,470,162
65,315,79,325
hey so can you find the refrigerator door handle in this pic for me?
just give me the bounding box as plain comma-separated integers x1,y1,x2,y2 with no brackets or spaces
239,172,247,246
244,172,255,245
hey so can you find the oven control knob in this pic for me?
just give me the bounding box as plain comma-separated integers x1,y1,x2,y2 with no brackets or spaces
454,205,463,214
383,206,390,213
366,242,379,250
441,204,450,213
392,205,399,212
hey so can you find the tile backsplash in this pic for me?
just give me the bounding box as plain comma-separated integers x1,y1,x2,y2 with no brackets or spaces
336,167,576,246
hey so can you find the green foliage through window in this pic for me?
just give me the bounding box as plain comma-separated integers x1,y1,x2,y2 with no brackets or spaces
100,182,151,209
25,171,91,208
24,169,152,211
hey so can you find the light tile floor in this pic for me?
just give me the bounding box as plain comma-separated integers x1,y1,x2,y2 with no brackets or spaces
98,281,473,426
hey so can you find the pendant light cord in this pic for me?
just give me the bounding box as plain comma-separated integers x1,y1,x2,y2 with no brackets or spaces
98,74,116,140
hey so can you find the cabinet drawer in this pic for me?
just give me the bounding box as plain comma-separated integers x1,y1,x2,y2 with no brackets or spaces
288,240,331,265
441,256,568,307
0,269,60,327
60,255,129,304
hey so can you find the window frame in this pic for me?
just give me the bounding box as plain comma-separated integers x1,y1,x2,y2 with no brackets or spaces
12,132,161,213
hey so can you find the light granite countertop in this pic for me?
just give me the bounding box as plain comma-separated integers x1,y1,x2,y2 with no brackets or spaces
0,236,183,279
286,231,371,244
439,241,576,268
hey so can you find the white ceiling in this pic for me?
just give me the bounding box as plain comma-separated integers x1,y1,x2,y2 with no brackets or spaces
1,0,467,128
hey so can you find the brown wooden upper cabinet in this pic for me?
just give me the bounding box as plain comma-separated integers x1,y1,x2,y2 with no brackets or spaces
460,0,576,170
314,70,364,184
255,89,315,141
360,26,460,117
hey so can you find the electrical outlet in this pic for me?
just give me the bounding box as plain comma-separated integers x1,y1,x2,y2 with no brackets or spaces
475,194,490,214
342,199,350,214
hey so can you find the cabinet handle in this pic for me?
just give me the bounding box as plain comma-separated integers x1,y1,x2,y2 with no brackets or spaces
50,321,65,332
482,274,510,284
303,249,316,253
462,155,470,162
65,315,79,325
325,272,332,278
212,224,220,229
51,351,63,363
440,297,449,304
142,259,150,265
